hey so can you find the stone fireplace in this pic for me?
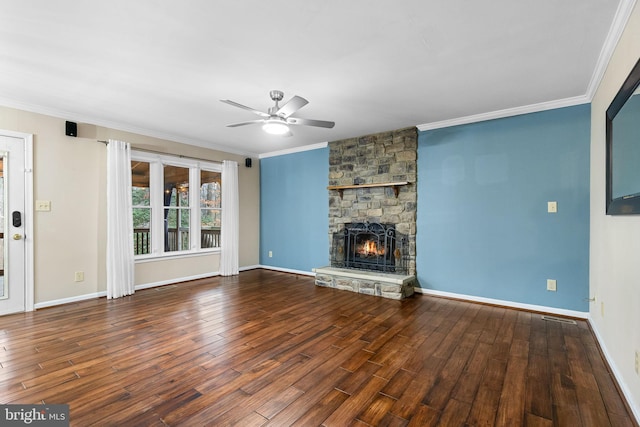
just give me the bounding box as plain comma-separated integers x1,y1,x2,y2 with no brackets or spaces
314,127,417,300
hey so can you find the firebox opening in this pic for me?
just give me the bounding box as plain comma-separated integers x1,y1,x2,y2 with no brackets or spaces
331,222,408,274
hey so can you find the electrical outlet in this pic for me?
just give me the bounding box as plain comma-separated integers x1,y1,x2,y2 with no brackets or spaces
74,271,84,282
635,350,639,375
546,279,557,291
268,251,273,258
35,200,51,211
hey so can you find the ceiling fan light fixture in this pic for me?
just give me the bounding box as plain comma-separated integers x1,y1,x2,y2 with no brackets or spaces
262,119,289,135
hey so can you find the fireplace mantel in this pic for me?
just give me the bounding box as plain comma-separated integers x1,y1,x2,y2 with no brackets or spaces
327,181,409,199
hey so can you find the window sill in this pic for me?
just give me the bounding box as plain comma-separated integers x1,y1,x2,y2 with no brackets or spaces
135,248,220,264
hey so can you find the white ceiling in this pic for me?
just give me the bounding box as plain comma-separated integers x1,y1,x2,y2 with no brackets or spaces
0,1,631,156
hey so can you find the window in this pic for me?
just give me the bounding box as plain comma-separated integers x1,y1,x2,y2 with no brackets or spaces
131,152,222,258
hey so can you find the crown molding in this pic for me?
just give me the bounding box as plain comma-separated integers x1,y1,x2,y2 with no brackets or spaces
259,141,328,159
0,97,256,157
417,95,590,132
418,0,637,133
585,0,638,100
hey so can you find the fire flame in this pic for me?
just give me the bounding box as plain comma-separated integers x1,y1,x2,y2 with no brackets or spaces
358,240,385,256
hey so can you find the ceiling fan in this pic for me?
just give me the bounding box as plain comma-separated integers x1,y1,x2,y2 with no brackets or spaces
221,90,335,135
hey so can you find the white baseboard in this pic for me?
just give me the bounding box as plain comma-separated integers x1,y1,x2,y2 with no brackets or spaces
258,265,316,277
34,267,269,309
588,316,640,424
415,287,589,319
35,272,222,309
134,272,220,291
35,291,108,309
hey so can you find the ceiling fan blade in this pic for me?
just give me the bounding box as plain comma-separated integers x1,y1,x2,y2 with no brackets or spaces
276,95,309,118
287,117,335,129
226,120,264,128
220,99,270,118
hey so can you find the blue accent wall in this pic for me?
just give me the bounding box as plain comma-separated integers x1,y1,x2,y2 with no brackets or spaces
260,147,329,272
417,105,590,311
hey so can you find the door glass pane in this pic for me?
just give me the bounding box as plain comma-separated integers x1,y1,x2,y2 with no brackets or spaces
0,156,5,299
200,170,221,248
132,161,151,255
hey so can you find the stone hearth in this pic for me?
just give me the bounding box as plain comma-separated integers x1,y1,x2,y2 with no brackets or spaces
313,266,415,300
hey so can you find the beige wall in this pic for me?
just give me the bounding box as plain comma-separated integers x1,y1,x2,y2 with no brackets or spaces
0,106,260,305
590,2,640,417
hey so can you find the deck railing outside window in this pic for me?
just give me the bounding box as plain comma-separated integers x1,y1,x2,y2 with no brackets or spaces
134,228,220,255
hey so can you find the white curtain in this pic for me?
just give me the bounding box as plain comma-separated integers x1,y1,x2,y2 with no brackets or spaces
106,140,135,298
220,160,239,276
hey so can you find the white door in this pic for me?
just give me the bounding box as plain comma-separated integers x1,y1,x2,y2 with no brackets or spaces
0,134,31,315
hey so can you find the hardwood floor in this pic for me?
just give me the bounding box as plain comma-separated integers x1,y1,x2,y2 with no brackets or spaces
0,269,636,426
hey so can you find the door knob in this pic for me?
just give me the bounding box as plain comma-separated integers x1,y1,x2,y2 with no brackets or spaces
12,234,22,240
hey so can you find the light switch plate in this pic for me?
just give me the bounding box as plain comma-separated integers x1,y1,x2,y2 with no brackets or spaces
547,201,557,213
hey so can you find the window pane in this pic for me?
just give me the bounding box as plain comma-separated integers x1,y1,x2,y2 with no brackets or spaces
200,170,221,249
165,208,190,252
201,208,221,248
201,209,221,228
164,165,189,207
133,208,151,255
201,170,221,209
132,161,150,206
132,161,151,256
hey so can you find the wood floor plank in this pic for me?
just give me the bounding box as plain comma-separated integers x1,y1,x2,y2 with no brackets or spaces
406,404,440,427
255,385,305,420
467,385,501,426
336,361,382,395
495,355,529,426
387,356,446,420
525,412,553,427
437,397,472,426
356,393,397,426
381,368,414,401
322,375,388,426
265,368,349,425
0,269,634,426
289,388,350,427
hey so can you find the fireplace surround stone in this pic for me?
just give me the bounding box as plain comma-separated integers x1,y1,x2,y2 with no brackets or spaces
317,127,417,299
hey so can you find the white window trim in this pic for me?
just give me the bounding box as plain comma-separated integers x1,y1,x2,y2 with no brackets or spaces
132,150,222,261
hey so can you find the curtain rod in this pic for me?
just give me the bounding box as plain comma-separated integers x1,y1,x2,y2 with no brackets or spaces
97,140,223,164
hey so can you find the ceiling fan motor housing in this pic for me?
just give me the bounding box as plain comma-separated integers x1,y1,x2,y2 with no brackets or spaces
269,90,284,102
